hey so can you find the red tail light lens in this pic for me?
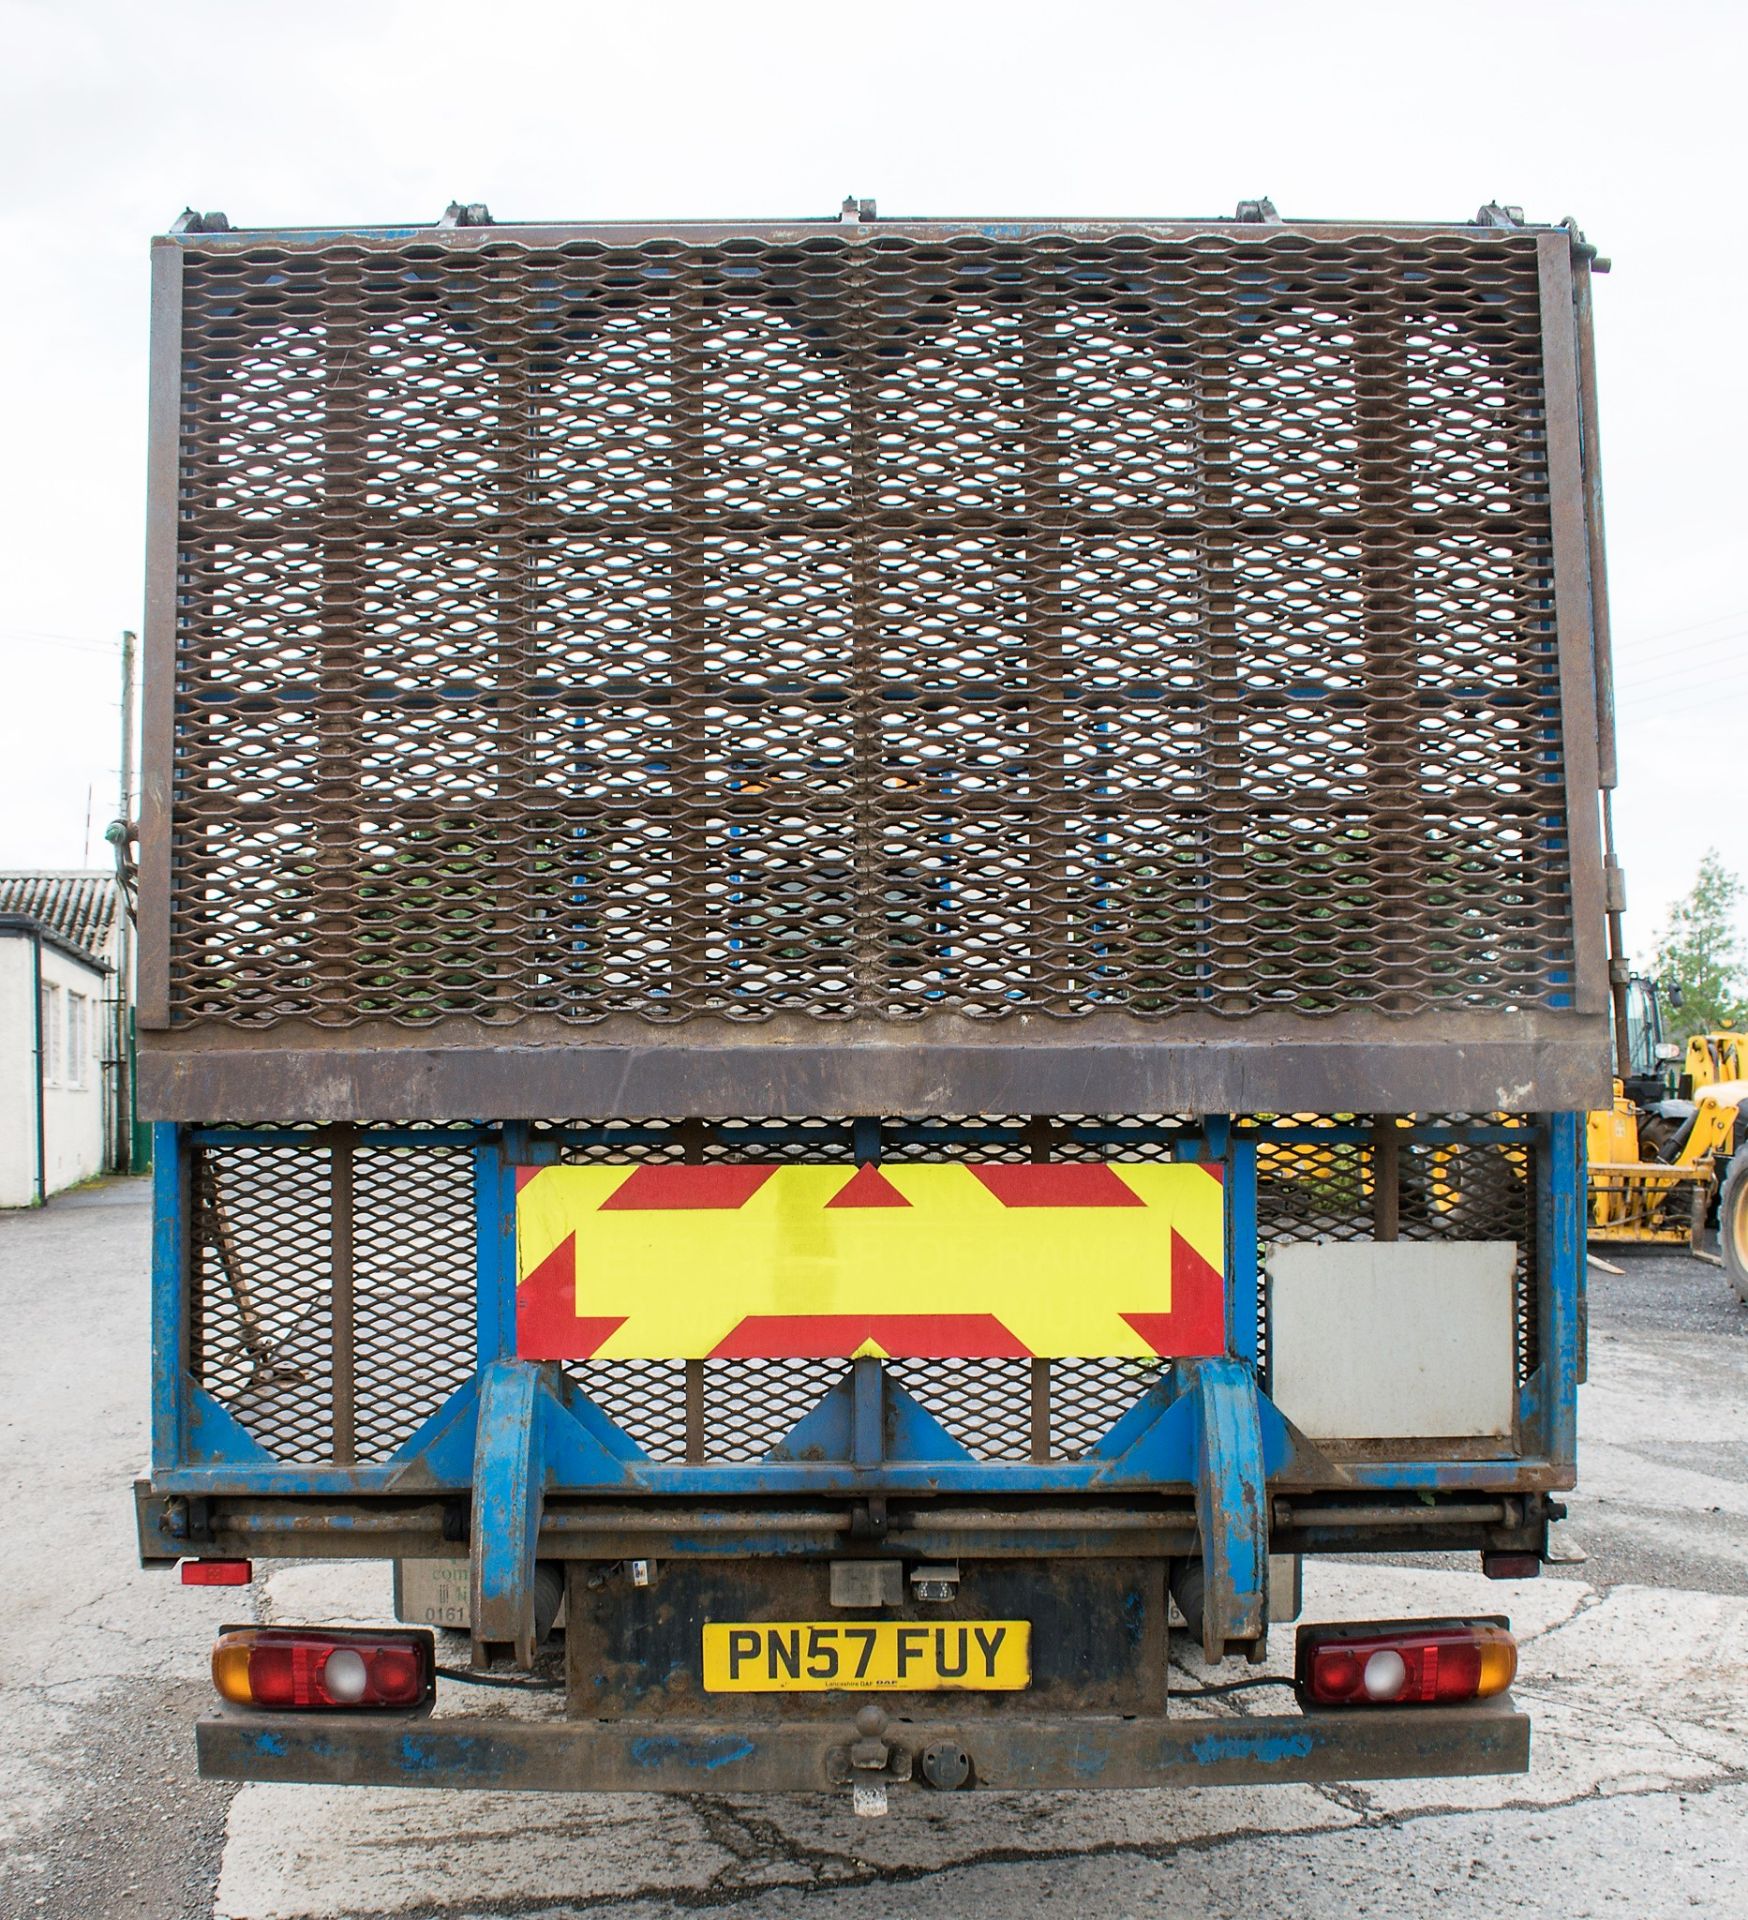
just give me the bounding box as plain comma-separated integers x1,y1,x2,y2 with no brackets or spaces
1295,1618,1517,1707
212,1628,435,1711
181,1559,253,1586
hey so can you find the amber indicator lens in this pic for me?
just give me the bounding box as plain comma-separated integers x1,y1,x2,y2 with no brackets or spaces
1295,1618,1517,1707
211,1627,435,1711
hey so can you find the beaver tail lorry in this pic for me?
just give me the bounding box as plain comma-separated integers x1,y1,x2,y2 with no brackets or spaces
134,198,1612,1805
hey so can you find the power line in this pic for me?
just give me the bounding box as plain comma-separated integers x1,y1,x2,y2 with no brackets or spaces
1,629,121,657
1618,673,1748,704
1623,707,1746,727
1613,626,1748,672
1621,691,1744,721
1614,666,1741,699
1621,660,1744,691
1620,635,1748,672
1620,690,1748,725
1626,604,1748,647
1612,638,1748,689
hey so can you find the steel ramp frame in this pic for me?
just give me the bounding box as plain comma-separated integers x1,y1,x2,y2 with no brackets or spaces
145,1115,1583,1665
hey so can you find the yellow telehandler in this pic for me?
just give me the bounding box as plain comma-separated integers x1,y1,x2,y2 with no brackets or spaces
1586,978,1748,1297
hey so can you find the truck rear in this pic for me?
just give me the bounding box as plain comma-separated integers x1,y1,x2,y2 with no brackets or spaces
134,199,1612,1804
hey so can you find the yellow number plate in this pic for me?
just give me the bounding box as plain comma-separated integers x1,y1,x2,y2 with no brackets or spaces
702,1620,1032,1692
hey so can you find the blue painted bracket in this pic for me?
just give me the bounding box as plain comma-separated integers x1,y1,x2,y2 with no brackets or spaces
1089,1364,1297,1480
470,1360,543,1667
151,1122,190,1474
1181,1359,1269,1659
768,1363,974,1466
1086,1358,1276,1653
185,1379,279,1467
382,1376,482,1486
469,1358,641,1667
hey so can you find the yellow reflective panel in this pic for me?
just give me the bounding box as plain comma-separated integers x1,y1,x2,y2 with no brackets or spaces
514,1161,1227,1360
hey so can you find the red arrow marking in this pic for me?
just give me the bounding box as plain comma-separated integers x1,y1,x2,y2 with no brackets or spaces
515,1232,625,1360
971,1164,1145,1208
1120,1229,1227,1357
710,1314,1028,1359
599,1165,776,1211
825,1164,912,1209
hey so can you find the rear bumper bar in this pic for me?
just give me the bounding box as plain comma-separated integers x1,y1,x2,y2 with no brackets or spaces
197,1700,1529,1793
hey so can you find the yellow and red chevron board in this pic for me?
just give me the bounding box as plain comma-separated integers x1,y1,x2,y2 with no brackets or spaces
514,1161,1226,1361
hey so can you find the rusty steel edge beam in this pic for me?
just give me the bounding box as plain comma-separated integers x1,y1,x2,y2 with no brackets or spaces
1272,1501,1512,1528
196,1703,1531,1792
1571,253,1617,791
214,1507,1198,1538
156,1525,1202,1565
137,1028,1613,1125
1537,232,1608,1020
140,1489,1543,1567
160,217,1566,250
137,1490,1203,1563
136,239,182,1030
135,1004,1611,1053
156,1523,1517,1564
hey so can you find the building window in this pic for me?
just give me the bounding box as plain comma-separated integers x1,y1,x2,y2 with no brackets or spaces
67,992,89,1090
40,981,62,1085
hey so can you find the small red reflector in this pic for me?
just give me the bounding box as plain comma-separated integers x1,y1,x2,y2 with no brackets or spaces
1295,1618,1516,1708
211,1627,435,1711
181,1559,253,1587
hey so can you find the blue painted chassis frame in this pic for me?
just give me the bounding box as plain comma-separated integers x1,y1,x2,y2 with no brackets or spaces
149,1113,1583,1660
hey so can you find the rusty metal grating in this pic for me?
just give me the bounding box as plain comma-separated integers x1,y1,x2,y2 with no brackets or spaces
191,1144,338,1463
161,225,1575,1034
350,1144,478,1458
1254,1114,1539,1378
191,1137,476,1463
565,1355,1165,1464
886,1358,1035,1460
708,1357,849,1462
566,1359,690,1462
560,1356,888,1465
547,1114,1188,1167
1050,1356,1166,1457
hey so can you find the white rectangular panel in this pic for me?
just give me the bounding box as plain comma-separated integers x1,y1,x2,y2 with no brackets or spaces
1267,1240,1518,1441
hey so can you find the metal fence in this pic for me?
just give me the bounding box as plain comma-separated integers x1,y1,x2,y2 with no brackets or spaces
144,219,1599,1103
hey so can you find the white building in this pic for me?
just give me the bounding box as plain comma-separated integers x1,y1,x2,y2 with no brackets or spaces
0,873,122,1207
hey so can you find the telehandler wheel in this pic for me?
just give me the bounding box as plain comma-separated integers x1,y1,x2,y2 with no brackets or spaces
1719,1152,1748,1304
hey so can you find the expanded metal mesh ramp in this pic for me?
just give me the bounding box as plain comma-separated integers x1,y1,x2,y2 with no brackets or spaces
137,209,1611,1122
185,1113,1537,1468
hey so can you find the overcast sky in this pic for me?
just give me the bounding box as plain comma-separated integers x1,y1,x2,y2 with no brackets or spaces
1,0,1742,966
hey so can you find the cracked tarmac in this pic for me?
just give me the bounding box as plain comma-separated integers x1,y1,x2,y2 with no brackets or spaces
3,1181,1745,1918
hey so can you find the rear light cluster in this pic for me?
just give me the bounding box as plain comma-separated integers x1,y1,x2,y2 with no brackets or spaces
212,1628,435,1711
1295,1618,1517,1708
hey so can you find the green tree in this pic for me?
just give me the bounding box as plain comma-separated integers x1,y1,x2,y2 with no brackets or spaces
1652,850,1748,1036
